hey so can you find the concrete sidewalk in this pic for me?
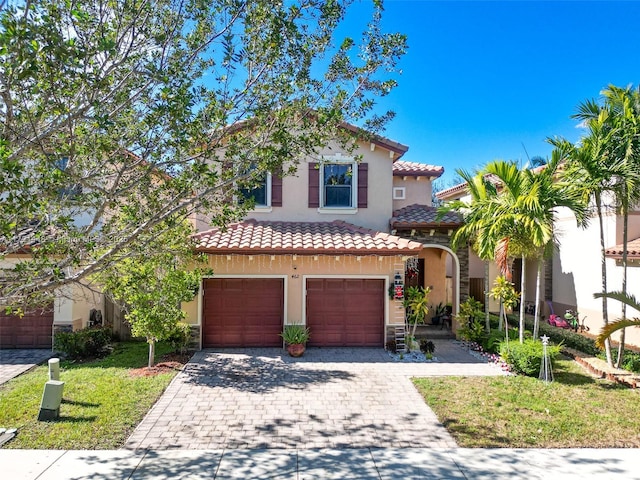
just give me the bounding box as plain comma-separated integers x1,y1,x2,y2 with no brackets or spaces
1,447,638,479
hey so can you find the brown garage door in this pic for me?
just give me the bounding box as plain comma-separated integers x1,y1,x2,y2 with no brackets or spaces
0,307,54,349
202,278,284,347
306,278,384,347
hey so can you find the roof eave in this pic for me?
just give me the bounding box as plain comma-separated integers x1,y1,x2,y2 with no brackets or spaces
195,247,421,255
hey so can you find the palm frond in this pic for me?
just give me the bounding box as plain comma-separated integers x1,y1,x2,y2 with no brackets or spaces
594,291,640,313
596,319,640,349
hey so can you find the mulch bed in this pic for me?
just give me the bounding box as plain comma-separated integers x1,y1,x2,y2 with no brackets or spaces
128,352,193,378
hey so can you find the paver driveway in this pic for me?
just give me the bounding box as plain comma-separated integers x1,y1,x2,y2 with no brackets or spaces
126,340,505,450
0,349,52,385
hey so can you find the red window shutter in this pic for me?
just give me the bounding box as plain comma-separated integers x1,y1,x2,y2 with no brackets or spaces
271,172,283,207
308,162,319,208
357,163,368,208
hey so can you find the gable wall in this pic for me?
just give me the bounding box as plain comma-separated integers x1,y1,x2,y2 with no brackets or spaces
392,176,433,210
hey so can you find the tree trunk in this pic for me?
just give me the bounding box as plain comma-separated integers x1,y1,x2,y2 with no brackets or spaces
519,255,526,343
485,261,490,331
533,257,542,339
596,194,613,366
498,300,504,331
616,198,629,369
148,340,156,368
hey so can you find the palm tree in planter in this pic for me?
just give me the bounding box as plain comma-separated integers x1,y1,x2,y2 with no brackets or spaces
403,286,431,350
280,324,311,357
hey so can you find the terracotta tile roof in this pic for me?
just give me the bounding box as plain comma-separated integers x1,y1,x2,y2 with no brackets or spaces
193,220,424,255
605,237,640,259
435,174,501,201
392,161,444,178
390,204,462,229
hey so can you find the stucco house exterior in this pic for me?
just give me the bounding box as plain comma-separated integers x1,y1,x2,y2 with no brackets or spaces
0,246,102,350
437,181,640,349
181,127,463,349
0,125,460,351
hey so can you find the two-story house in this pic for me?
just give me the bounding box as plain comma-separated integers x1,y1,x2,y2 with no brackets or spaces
181,123,466,349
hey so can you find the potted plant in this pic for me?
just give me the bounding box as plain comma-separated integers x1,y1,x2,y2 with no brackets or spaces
430,302,447,325
280,323,310,357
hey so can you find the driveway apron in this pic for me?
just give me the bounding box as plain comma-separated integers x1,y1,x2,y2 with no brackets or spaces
126,340,505,450
0,349,52,385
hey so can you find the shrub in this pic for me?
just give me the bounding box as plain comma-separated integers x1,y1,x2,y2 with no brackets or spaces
385,339,397,353
523,316,599,355
166,322,192,354
54,326,112,359
458,317,485,343
602,349,640,373
500,339,561,376
481,328,518,354
420,339,435,354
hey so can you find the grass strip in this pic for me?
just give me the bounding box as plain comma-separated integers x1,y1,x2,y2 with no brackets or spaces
0,342,179,449
413,357,640,448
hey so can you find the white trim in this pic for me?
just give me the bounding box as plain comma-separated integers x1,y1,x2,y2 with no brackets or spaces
421,244,461,316
392,187,406,200
301,275,390,332
317,207,357,215
198,274,288,350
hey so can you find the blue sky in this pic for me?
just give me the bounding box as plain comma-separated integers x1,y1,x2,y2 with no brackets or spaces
344,0,640,185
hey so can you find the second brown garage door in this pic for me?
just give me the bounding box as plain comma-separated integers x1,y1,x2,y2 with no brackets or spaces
306,278,384,347
0,307,54,349
202,278,284,348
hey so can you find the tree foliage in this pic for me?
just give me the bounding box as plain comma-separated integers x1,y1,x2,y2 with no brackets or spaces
0,0,407,309
96,217,208,367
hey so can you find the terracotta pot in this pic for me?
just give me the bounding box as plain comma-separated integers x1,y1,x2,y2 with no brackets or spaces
287,343,305,357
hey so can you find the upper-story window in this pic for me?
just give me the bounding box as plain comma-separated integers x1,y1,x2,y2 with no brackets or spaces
308,155,367,211
237,168,282,210
322,163,354,208
52,155,82,198
239,172,271,208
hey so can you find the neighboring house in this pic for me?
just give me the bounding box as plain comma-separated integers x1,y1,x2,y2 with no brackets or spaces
182,125,463,349
0,257,102,349
437,182,640,349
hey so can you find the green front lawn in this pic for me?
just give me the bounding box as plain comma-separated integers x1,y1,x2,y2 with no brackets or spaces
0,342,180,449
414,357,640,448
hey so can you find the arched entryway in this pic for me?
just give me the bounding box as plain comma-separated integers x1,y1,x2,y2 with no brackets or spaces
405,244,460,316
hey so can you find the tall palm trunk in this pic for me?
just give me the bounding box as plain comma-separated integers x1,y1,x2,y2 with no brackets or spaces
616,198,629,368
485,261,490,331
519,254,526,343
596,194,613,366
533,257,542,339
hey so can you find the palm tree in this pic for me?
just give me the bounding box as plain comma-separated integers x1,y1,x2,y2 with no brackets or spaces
524,147,588,339
442,157,586,344
440,170,500,332
571,84,640,367
482,156,586,343
551,122,616,365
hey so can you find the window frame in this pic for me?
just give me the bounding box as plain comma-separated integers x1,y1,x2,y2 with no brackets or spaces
238,171,272,211
318,154,358,212
392,187,406,200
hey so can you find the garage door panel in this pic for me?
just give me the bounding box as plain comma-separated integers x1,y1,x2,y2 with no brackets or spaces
0,308,54,349
202,278,283,348
306,278,384,347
